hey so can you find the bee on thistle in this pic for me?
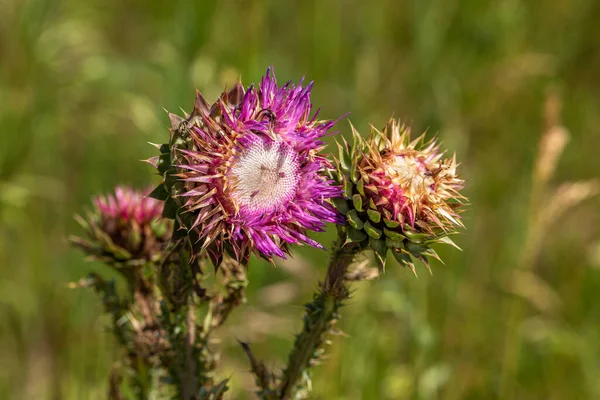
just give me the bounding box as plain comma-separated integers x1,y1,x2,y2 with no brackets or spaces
150,68,343,266
333,119,466,274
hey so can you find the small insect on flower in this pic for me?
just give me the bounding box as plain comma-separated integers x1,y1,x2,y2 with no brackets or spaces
334,119,466,274
150,67,344,266
71,186,171,265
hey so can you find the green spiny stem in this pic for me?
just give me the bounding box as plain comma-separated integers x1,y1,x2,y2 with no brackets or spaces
181,304,199,400
277,231,361,400
278,293,336,400
210,258,248,330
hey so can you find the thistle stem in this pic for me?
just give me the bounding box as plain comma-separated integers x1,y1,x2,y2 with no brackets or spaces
278,232,360,400
181,304,198,400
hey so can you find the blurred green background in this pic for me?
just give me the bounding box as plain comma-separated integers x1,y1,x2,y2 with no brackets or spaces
2,0,600,398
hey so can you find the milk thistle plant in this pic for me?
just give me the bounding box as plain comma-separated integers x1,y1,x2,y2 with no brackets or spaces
70,68,466,399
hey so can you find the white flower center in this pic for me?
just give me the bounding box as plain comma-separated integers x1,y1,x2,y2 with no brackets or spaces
385,154,434,199
229,139,300,212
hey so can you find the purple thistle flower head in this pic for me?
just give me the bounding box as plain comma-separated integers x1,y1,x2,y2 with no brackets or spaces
72,186,171,264
158,68,343,264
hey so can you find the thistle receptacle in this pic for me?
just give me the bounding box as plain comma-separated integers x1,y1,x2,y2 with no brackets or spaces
334,119,466,273
151,67,343,266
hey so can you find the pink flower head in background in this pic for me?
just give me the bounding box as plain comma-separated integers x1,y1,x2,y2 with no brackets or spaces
94,186,163,227
72,186,170,264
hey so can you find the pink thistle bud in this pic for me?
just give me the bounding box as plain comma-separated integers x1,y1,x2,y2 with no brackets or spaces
71,186,171,265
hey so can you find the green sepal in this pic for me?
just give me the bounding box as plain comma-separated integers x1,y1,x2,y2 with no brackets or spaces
162,196,179,219
356,179,365,196
343,179,354,199
369,237,387,273
385,238,404,250
164,167,179,192
369,198,377,210
159,143,170,154
112,246,132,261
127,227,142,250
392,249,414,268
157,146,172,175
430,235,462,250
367,209,381,223
384,219,400,229
402,225,430,243
171,218,187,240
383,228,404,241
363,221,382,239
346,210,364,230
420,247,443,264
170,134,188,148
351,165,360,184
405,241,429,256
73,214,90,230
149,183,169,201
337,142,351,174
352,194,364,212
347,226,368,243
